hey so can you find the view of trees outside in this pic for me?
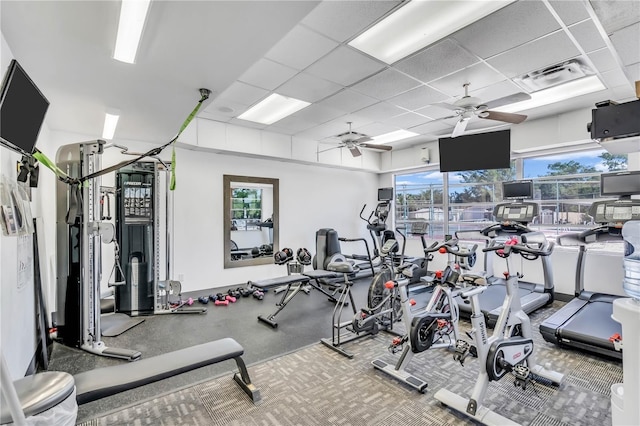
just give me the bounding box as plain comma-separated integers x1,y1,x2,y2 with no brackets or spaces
231,188,262,230
394,150,628,240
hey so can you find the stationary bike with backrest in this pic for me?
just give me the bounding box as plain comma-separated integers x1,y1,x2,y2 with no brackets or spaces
435,232,564,426
371,238,480,392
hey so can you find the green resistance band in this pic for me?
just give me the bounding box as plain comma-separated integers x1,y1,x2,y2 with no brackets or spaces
33,88,211,189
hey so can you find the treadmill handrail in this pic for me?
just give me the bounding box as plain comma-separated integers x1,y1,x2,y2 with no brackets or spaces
557,225,623,246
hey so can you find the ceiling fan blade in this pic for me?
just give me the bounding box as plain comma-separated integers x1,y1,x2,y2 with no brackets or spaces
635,80,639,98
482,110,527,124
355,136,373,143
359,143,393,151
317,145,341,154
349,146,362,157
433,102,462,111
484,92,531,109
451,118,469,138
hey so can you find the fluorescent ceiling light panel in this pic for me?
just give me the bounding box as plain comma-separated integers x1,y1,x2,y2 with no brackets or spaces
238,93,310,125
495,75,606,113
102,112,120,140
114,0,152,64
371,129,419,144
349,0,514,64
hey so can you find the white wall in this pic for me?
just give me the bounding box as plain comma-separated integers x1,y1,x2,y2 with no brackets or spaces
0,34,39,379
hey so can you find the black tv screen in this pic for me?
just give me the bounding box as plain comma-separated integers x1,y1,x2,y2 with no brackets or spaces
0,60,49,155
438,129,511,172
503,180,533,200
378,187,393,201
600,171,640,197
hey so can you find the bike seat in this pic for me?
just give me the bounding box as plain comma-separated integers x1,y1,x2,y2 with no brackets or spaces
460,274,487,286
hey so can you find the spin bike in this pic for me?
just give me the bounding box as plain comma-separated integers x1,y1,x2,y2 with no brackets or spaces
435,232,564,426
372,238,480,392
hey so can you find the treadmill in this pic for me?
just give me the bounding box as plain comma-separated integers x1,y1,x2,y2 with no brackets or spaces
454,181,555,327
539,191,640,359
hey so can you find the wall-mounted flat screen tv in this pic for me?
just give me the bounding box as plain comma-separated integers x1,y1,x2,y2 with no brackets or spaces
600,170,640,197
438,129,511,173
503,180,533,200
0,59,49,155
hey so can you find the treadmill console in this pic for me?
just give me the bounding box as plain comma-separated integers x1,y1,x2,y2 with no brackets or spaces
493,201,539,224
588,199,640,225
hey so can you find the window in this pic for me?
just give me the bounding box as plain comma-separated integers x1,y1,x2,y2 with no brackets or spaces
393,149,628,241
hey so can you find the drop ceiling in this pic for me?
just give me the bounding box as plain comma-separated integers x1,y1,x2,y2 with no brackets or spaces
1,0,638,155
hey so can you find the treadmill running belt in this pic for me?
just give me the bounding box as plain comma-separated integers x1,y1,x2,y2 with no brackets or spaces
558,301,620,351
457,281,537,315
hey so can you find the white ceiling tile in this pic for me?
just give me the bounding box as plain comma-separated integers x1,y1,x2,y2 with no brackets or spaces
381,112,432,129
334,113,376,130
610,23,640,66
388,86,449,111
548,1,590,26
305,46,385,86
291,103,345,124
569,19,607,53
487,31,581,78
268,115,318,135
301,1,401,43
471,80,529,104
351,68,421,100
414,105,458,120
452,1,561,59
277,72,343,103
355,122,400,137
626,62,640,84
202,98,249,118
395,39,479,83
591,0,640,34
429,63,507,97
265,25,339,70
601,68,632,89
610,81,638,101
588,48,619,73
296,121,350,141
198,110,232,123
353,102,406,122
409,120,453,135
316,89,378,113
215,81,270,107
238,58,299,91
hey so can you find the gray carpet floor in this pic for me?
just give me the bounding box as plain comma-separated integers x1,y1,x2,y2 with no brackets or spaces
68,292,622,426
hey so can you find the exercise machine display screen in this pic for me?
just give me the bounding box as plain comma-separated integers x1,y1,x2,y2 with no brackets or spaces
378,187,393,201
592,200,640,223
600,170,640,197
494,202,538,223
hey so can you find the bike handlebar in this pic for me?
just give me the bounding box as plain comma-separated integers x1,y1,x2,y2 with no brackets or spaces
482,238,554,258
479,221,530,236
424,238,477,257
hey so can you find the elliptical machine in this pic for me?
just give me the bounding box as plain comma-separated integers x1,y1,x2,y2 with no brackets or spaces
435,232,564,426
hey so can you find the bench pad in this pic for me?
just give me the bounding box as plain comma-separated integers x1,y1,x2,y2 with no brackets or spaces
75,338,244,405
248,275,309,288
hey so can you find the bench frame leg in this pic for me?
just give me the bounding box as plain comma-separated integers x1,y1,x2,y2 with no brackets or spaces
233,356,262,403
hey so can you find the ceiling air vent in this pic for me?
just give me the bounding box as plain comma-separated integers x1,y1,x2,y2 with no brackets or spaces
515,59,593,92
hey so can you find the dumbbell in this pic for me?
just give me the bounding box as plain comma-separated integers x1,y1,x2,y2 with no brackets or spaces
197,296,209,304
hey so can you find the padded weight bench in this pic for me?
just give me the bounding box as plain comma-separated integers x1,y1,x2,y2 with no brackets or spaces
249,275,312,328
74,337,260,405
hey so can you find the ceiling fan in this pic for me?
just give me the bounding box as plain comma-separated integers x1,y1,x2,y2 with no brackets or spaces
436,83,532,138
323,122,393,157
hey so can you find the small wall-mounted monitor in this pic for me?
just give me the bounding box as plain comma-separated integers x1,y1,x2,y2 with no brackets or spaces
600,171,640,197
503,180,533,200
378,187,393,201
439,129,511,173
0,59,49,155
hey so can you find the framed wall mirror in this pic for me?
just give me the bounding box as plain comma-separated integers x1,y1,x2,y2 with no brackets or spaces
223,175,279,268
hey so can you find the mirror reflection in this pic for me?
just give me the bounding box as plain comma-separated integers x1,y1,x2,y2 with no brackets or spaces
223,175,279,268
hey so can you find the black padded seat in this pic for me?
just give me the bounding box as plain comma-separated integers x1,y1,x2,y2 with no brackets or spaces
303,270,340,279
327,261,354,274
248,275,309,288
74,337,259,405
0,371,75,424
